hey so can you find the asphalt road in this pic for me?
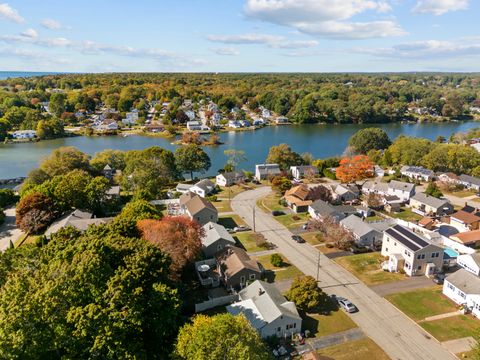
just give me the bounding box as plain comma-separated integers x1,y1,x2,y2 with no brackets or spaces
232,186,457,360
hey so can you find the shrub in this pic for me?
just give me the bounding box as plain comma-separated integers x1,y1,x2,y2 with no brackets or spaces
0,208,5,225
0,189,16,208
270,253,283,267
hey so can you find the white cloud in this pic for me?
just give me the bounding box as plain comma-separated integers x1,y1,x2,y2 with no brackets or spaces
210,47,240,56
207,33,318,49
0,34,72,47
412,0,469,15
21,28,38,38
41,18,63,30
243,0,405,39
0,3,24,23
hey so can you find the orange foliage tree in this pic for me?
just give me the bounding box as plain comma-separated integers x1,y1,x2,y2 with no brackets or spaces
137,216,204,279
335,155,373,184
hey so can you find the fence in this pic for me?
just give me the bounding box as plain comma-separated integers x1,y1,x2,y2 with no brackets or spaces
194,294,238,313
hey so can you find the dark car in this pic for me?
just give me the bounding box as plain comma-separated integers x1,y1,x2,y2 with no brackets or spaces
292,235,305,243
349,245,372,254
272,210,285,216
433,273,446,285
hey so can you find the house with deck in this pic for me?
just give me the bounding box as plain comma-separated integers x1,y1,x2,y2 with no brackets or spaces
408,192,453,216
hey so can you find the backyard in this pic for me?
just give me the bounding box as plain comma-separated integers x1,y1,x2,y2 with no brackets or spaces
254,253,304,282
234,231,270,253
302,309,357,338
383,207,423,222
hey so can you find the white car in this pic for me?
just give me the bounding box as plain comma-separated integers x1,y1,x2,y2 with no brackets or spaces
336,297,358,313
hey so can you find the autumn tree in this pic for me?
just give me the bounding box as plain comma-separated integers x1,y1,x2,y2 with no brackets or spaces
182,131,201,145
310,216,355,250
271,175,292,195
366,192,383,209
308,185,333,203
16,192,56,233
266,143,304,171
336,155,374,184
175,144,211,180
175,314,272,360
286,276,328,313
138,216,204,279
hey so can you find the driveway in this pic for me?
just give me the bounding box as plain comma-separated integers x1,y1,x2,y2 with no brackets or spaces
0,207,24,250
370,275,436,297
232,187,457,360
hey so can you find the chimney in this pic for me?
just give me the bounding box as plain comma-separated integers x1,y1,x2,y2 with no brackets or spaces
258,288,265,296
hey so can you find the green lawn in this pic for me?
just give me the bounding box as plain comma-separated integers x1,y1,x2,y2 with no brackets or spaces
386,287,457,321
365,215,384,222
254,253,304,282
275,213,309,229
216,184,252,199
421,315,480,342
446,189,476,198
335,252,405,286
256,192,284,213
302,232,324,246
218,215,246,228
212,199,232,213
234,231,266,253
386,207,423,222
317,338,390,360
302,310,357,337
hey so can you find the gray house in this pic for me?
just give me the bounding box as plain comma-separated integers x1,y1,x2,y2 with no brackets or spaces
180,192,218,225
216,246,263,290
201,222,236,257
408,192,453,216
255,164,281,180
227,280,302,338
458,174,480,191
45,210,113,238
308,200,345,222
340,215,394,249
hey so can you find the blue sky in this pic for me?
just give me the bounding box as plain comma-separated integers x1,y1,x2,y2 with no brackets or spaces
0,0,478,72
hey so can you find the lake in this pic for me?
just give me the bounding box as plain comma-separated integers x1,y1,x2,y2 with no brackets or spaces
1,121,479,179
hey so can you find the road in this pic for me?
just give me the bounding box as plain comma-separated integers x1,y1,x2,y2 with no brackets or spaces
0,207,23,250
232,187,457,360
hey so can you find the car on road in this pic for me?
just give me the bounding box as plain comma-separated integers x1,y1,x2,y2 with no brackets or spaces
433,273,446,285
272,210,285,216
291,235,305,243
336,297,358,313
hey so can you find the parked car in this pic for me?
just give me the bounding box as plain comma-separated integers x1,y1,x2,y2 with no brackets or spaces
292,235,305,243
252,179,260,185
272,210,285,216
234,225,251,232
349,245,372,254
433,273,446,285
336,297,358,313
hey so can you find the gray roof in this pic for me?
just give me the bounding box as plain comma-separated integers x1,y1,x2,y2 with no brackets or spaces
411,192,450,209
401,166,433,176
45,210,112,237
340,215,378,238
446,269,480,295
310,200,342,218
219,171,245,182
389,180,415,192
202,222,236,248
362,180,388,193
459,174,480,187
228,280,301,329
106,186,120,196
290,165,318,173
194,179,215,192
256,164,280,173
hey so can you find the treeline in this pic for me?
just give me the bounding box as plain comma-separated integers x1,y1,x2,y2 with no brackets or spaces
1,73,479,137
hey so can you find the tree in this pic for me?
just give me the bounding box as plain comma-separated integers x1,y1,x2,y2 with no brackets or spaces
308,185,333,203
425,182,443,198
286,276,328,313
175,313,272,360
0,232,181,359
111,199,162,237
266,144,304,171
271,176,292,195
366,192,383,209
90,149,126,173
175,144,211,180
270,253,283,267
138,217,203,279
49,92,67,117
310,216,355,250
176,110,189,124
388,136,433,166
0,119,11,141
16,192,56,233
336,155,374,183
39,146,90,177
53,169,92,210
0,189,16,208
224,149,246,171
348,128,391,154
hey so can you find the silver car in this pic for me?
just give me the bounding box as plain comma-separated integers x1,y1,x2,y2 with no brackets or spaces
337,297,358,313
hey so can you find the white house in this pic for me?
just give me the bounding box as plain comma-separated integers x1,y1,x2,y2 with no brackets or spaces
122,110,139,125
340,215,394,249
400,166,434,182
457,253,480,276
458,174,480,191
443,269,480,318
408,192,453,216
12,130,36,139
290,165,319,180
381,224,444,277
190,179,215,198
216,171,245,187
186,121,202,131
227,280,302,338
201,222,236,258
228,120,242,128
255,164,281,180
362,180,415,202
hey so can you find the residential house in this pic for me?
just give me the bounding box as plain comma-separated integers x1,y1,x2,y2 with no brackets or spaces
333,184,360,203
252,118,265,126
418,217,436,230
457,253,480,276
458,174,480,191
283,185,313,213
381,225,444,276
122,110,139,125
216,246,262,290
190,179,215,197
216,171,245,187
102,164,114,180
180,192,218,225
374,165,385,178
383,195,403,213
290,165,319,180
275,116,289,124
438,172,459,184
308,200,345,222
239,120,251,127
175,183,193,194
400,166,434,182
186,121,202,131
185,110,195,121
201,222,236,258
228,120,242,128
261,108,271,119
95,120,118,131
12,130,36,139
450,230,480,248
340,215,394,249
255,164,281,180
227,280,302,338
45,210,112,238
408,192,453,216
362,180,415,202
450,211,480,232
443,269,480,318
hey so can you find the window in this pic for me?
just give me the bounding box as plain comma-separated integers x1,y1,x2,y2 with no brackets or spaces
277,327,281,332
417,265,422,270
217,244,223,250
459,291,466,299
405,250,411,257
394,242,397,246
385,247,388,252
431,252,440,258
240,276,245,284
447,283,455,291
417,254,425,260
249,274,256,280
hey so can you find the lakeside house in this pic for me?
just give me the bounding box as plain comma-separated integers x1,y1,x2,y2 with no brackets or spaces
201,222,236,258
186,121,202,131
381,224,443,276
255,164,281,181
190,179,215,198
12,130,37,139
362,180,415,202
443,269,480,318
290,165,319,180
179,192,218,225
227,280,302,338
400,166,434,182
408,192,453,216
45,210,112,238
216,171,245,187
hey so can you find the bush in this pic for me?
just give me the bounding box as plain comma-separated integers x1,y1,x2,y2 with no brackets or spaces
270,253,283,267
206,195,218,202
0,189,16,208
0,208,5,225
323,168,336,180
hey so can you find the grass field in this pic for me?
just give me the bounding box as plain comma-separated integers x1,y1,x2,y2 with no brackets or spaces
421,315,480,342
386,207,423,222
386,287,457,321
254,253,304,282
317,338,390,360
275,212,309,229
302,232,324,246
256,192,283,213
335,252,405,286
218,215,246,228
302,310,357,337
234,231,266,253
445,189,476,198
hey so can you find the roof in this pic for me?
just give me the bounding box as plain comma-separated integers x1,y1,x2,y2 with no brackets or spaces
228,280,301,329
179,191,196,205
256,164,280,173
461,205,477,214
401,166,433,176
459,174,480,187
451,229,480,244
202,222,235,248
446,269,480,295
411,192,450,209
439,172,458,180
335,184,359,196
419,217,435,227
103,164,112,170
309,200,342,218
217,246,261,277
218,171,244,182
106,186,120,196
451,210,480,225
290,165,318,173
45,210,110,237
340,215,377,238
176,183,193,192
193,179,215,192
185,194,217,216
384,225,432,252
389,180,415,192
285,184,311,201
362,180,388,193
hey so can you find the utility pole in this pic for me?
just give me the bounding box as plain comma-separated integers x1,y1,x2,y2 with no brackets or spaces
316,251,321,282
253,205,256,233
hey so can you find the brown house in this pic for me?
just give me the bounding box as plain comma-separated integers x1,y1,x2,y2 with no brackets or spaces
450,210,480,232
450,230,480,248
284,185,313,213
216,246,263,290
180,191,218,225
